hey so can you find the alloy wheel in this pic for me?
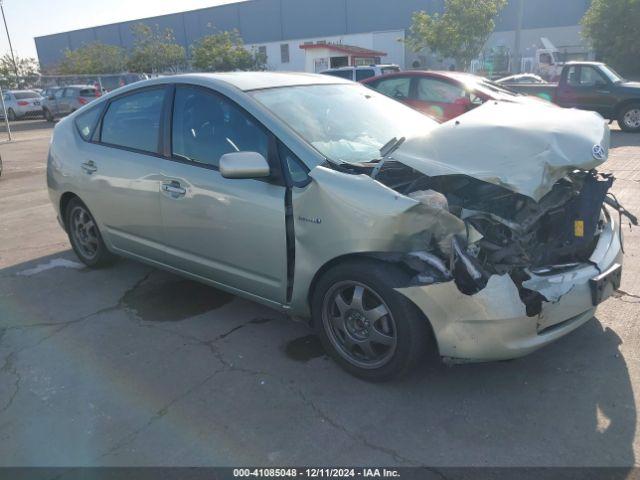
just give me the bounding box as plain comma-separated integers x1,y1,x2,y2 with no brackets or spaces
322,281,397,369
70,205,99,259
623,108,640,130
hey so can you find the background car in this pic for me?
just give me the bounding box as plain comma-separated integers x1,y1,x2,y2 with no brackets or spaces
496,73,547,85
361,70,547,122
1,90,43,121
42,85,101,122
321,64,400,82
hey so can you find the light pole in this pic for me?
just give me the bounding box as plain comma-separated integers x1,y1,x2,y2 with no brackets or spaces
0,0,20,85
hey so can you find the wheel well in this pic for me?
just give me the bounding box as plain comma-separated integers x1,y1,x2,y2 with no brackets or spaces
59,192,79,230
615,99,640,118
306,252,417,322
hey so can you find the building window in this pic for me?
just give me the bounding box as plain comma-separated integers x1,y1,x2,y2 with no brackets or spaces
280,43,290,64
258,46,267,62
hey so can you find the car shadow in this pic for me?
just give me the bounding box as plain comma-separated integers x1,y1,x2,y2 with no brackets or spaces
0,119,54,134
611,128,640,149
0,251,636,468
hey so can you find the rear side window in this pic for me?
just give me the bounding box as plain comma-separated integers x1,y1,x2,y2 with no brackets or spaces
373,77,411,99
323,70,353,80
171,85,269,168
74,106,102,141
79,88,99,97
355,69,375,81
64,89,76,98
101,88,165,153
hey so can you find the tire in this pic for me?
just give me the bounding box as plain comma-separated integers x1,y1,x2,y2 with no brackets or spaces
64,197,116,268
44,108,54,122
311,259,431,381
618,103,640,133
7,108,15,121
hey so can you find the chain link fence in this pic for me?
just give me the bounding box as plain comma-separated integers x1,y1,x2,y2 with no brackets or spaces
0,72,148,142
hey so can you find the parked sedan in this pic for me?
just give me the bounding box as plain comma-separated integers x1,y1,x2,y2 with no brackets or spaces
1,90,43,120
47,72,632,380
43,85,101,122
361,70,546,122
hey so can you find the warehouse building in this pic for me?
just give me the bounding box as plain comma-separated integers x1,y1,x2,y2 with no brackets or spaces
34,0,593,73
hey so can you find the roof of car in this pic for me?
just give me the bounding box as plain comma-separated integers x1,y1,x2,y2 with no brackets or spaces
176,71,351,91
564,61,605,66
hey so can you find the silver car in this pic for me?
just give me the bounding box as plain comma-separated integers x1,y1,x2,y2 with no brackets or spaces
47,72,632,380
1,89,43,120
42,85,101,122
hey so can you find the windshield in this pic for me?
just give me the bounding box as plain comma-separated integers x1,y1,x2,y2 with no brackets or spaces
599,65,624,83
14,91,39,100
251,84,438,164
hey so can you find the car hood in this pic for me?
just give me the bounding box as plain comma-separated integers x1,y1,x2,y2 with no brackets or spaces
620,81,640,90
389,101,610,201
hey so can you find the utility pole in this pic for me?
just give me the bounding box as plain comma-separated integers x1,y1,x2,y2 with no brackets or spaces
0,0,20,85
514,0,524,74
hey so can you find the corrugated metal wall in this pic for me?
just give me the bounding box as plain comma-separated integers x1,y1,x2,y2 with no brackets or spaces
34,0,591,68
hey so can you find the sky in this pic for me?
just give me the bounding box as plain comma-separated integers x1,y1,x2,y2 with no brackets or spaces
0,0,243,59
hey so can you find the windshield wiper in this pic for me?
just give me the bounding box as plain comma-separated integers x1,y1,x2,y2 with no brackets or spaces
371,136,406,179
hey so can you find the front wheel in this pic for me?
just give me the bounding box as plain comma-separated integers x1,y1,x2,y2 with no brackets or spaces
618,103,640,133
7,108,16,121
312,260,431,381
65,197,116,268
44,108,54,122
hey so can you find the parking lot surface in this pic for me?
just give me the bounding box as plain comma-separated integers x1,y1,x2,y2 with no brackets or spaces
0,119,639,467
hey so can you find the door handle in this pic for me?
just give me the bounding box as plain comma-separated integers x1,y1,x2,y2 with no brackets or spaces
81,160,97,174
161,181,186,198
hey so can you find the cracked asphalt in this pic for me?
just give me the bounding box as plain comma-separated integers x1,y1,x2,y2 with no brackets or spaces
0,120,639,468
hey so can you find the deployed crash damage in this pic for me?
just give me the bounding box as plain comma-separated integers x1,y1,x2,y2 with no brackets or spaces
297,101,635,361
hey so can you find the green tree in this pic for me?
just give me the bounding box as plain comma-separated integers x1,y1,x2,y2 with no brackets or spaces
127,23,186,73
0,54,39,86
407,0,508,70
581,0,640,75
191,30,266,71
57,42,127,74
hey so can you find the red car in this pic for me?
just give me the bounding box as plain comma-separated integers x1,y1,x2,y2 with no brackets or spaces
361,70,533,122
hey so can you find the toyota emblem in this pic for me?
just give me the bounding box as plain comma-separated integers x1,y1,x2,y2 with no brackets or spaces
592,144,606,161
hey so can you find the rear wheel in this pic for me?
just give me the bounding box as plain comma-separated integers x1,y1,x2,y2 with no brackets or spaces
44,108,54,122
7,108,15,121
65,198,116,268
312,260,431,381
618,103,640,132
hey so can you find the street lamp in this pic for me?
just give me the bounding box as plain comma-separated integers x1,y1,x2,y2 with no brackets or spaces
0,0,20,85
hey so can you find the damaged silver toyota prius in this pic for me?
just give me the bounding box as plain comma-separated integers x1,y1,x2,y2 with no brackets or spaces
47,72,636,381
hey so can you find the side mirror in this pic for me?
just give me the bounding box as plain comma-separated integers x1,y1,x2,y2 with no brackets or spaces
594,80,608,89
48,95,55,100
220,151,270,179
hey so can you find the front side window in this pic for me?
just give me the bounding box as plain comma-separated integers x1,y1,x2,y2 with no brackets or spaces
251,83,438,164
416,78,466,103
566,66,580,86
172,85,269,168
100,88,165,153
372,77,411,99
579,66,608,87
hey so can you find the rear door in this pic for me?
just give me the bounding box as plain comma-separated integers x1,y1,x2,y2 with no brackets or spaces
78,86,169,261
159,84,288,303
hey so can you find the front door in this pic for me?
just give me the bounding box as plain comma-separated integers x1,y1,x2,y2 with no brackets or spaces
160,85,288,303
558,65,617,117
79,86,168,262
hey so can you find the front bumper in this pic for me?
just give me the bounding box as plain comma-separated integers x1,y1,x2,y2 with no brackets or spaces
397,208,623,362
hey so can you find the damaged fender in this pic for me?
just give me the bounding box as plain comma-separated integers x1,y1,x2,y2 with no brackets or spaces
288,166,480,315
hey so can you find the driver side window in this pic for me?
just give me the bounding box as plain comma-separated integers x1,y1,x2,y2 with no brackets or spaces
171,86,269,168
579,66,608,87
